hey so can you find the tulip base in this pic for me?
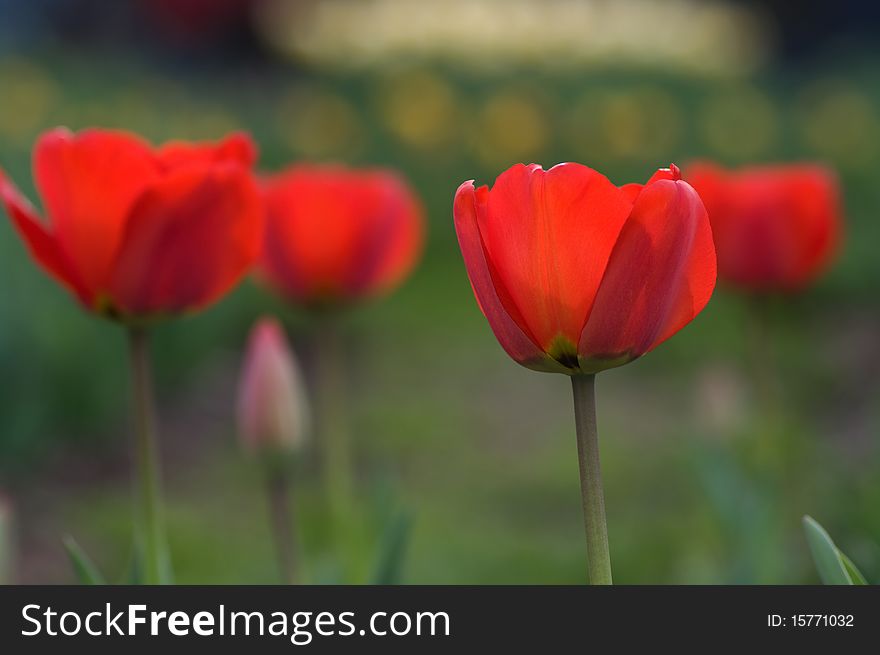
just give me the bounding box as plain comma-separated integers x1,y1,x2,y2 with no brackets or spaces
128,327,172,585
570,374,612,585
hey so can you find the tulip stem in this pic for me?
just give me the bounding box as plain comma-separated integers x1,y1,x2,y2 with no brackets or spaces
314,318,354,523
266,471,297,584
127,327,172,585
746,295,782,419
570,374,612,585
313,316,363,579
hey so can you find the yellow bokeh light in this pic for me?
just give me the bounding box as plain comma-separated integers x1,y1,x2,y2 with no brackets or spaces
375,69,461,151
570,87,682,162
0,57,58,144
473,89,549,168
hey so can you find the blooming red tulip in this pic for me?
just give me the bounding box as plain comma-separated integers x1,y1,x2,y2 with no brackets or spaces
259,165,424,307
0,128,263,320
454,163,716,374
237,317,309,454
684,162,842,292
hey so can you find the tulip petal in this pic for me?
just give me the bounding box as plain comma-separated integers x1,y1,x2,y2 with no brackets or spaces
156,131,258,170
481,163,632,352
454,180,567,372
579,179,715,367
786,168,841,286
0,167,91,303
109,164,262,316
260,167,356,301
343,172,424,298
33,128,160,296
618,183,643,203
261,167,422,303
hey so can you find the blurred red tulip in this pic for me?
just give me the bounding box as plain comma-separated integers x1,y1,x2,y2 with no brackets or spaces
454,163,716,374
259,165,424,307
237,317,309,455
0,128,262,320
685,162,842,292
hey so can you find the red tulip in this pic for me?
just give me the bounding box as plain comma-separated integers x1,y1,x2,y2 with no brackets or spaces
454,163,716,374
259,165,424,307
684,162,842,292
0,128,263,320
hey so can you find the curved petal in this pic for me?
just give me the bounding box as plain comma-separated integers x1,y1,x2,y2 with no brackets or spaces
259,167,353,302
260,166,422,304
618,183,643,203
109,164,262,316
481,163,632,352
342,171,424,298
649,184,716,350
0,167,91,304
645,164,681,185
156,132,258,171
454,180,565,372
579,179,716,367
34,128,160,295
784,166,841,287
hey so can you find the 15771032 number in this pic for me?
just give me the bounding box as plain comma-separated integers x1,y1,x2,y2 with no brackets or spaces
791,614,853,627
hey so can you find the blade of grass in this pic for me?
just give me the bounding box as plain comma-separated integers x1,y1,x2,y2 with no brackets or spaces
802,515,864,585
839,552,868,585
371,510,413,585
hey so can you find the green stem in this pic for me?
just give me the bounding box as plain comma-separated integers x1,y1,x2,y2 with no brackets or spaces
127,327,172,585
746,295,782,420
266,471,297,584
570,374,612,585
313,316,362,580
314,318,354,524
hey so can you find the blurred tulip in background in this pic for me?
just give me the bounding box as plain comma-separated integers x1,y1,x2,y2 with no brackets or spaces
0,128,262,319
685,162,842,293
259,165,424,307
257,163,424,580
237,316,309,584
0,127,264,584
238,317,309,456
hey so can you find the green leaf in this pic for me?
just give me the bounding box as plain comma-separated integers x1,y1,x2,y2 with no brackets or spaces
802,515,863,585
370,510,413,585
839,552,868,585
62,536,106,585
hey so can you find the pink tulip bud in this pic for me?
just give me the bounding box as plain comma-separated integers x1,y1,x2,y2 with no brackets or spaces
237,317,309,454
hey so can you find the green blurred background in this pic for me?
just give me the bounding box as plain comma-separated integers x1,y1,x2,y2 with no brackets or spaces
0,0,878,584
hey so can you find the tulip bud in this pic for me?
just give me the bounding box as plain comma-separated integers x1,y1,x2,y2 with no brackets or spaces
237,317,309,455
